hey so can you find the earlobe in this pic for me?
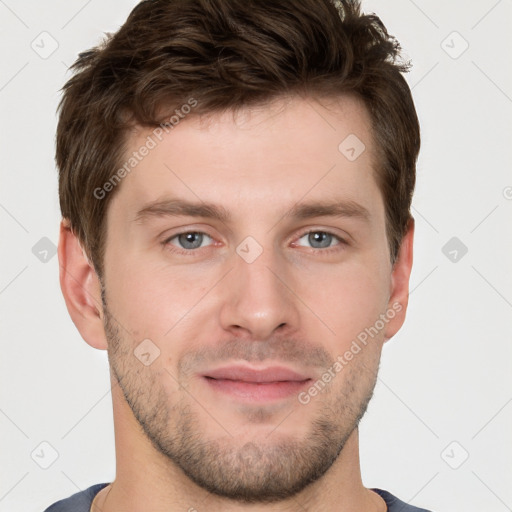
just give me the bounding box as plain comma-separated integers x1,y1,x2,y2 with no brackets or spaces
58,219,108,350
383,218,414,342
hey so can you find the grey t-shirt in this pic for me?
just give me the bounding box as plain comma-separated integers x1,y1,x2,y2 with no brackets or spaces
44,483,433,511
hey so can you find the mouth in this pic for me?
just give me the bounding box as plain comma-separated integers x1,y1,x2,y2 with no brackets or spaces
202,365,312,402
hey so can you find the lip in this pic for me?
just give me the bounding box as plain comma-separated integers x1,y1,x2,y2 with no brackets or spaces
202,364,312,402
203,365,310,383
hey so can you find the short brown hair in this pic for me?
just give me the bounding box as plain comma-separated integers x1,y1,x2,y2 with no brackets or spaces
57,0,420,279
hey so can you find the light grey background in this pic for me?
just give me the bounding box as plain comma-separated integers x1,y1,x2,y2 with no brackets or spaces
1,1,511,511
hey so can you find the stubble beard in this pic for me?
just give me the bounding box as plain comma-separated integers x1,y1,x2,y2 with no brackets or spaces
103,303,379,504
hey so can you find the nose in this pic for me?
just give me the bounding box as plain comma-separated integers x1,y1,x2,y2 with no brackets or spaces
219,242,301,341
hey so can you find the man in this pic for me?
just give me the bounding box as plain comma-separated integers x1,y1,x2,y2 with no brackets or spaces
47,0,431,510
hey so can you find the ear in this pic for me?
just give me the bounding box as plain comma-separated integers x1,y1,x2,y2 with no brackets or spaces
383,218,414,342
58,219,108,350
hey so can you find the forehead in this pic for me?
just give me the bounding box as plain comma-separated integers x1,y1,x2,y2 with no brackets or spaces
109,94,383,223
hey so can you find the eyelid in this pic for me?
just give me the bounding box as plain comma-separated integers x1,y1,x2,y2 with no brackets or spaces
161,224,216,241
291,228,348,250
168,232,213,245
161,226,350,255
162,228,217,252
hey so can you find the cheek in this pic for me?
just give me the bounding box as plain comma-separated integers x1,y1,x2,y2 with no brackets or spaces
104,233,390,351
293,258,390,343
105,253,220,340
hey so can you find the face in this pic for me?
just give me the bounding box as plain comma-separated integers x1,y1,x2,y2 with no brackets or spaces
101,95,402,503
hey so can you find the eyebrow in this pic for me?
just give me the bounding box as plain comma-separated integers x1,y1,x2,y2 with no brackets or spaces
134,199,231,224
133,198,370,224
286,200,370,222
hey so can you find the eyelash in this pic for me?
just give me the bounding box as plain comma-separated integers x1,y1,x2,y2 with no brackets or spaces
162,229,348,256
291,229,347,254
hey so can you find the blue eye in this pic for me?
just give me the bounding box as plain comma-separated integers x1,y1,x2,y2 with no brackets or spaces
295,231,345,250
163,229,346,256
166,232,213,250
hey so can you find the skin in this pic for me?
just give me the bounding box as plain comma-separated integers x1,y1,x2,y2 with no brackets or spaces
59,94,414,512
